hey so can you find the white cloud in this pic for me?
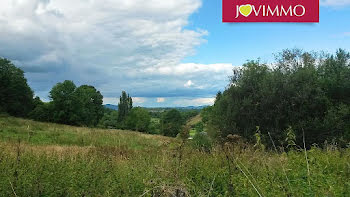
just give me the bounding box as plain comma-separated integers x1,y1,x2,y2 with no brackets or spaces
173,97,215,106
0,0,205,89
103,97,118,105
184,80,194,87
103,96,147,105
144,63,233,76
157,98,165,103
133,97,147,104
321,0,350,6
0,0,237,106
193,98,215,105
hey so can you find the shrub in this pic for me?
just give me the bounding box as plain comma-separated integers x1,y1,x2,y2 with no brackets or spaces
161,109,184,137
192,132,212,152
125,107,151,132
209,49,350,148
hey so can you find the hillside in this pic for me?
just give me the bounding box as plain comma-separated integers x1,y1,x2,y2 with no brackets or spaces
0,115,349,196
186,114,202,127
104,104,118,111
104,104,207,112
0,114,173,149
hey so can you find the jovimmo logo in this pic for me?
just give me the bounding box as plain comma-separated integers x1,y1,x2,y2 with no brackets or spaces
223,0,319,22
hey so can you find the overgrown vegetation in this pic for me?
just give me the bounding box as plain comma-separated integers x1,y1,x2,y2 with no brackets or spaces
0,116,349,196
206,49,350,148
1,49,350,195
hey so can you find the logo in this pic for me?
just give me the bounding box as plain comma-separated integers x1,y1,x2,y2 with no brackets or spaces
223,0,319,23
239,4,252,17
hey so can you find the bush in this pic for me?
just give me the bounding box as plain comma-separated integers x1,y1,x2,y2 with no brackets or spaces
161,109,184,137
209,49,350,148
29,103,53,122
125,107,151,132
98,109,119,129
191,132,212,152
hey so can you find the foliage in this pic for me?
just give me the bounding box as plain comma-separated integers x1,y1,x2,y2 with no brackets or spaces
161,109,184,137
117,91,133,123
194,122,204,133
74,85,104,126
200,106,213,125
0,116,349,196
177,125,190,141
31,80,104,127
285,126,297,149
49,80,79,125
191,132,212,152
98,109,119,129
181,110,200,122
29,102,54,122
254,126,265,151
209,49,350,147
149,118,161,134
0,58,34,117
125,107,151,132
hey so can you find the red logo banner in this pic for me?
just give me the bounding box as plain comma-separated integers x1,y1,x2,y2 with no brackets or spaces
223,0,319,22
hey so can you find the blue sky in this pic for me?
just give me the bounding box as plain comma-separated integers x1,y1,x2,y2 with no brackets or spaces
0,0,349,107
185,0,350,65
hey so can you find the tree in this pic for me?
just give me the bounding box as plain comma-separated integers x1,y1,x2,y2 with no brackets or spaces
74,85,104,126
117,91,133,123
98,109,119,129
0,58,34,116
29,102,54,122
49,80,79,125
161,109,184,137
209,49,350,147
125,107,151,132
49,81,104,126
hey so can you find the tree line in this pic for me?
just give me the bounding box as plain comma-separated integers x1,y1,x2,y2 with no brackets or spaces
203,49,350,148
3,48,348,146
0,58,193,137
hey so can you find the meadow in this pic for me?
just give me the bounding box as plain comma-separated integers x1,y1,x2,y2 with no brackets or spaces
0,114,349,196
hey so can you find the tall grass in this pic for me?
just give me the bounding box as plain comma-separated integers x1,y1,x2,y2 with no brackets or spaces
0,116,349,196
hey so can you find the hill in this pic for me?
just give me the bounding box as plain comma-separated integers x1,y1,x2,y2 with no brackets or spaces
104,104,118,110
186,114,202,126
0,115,349,196
103,105,208,112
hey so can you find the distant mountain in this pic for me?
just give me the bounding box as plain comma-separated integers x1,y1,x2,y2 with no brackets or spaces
175,106,208,110
104,104,118,110
103,104,208,111
145,105,208,112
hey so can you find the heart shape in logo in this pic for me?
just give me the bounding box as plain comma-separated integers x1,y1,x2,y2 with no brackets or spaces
239,4,252,17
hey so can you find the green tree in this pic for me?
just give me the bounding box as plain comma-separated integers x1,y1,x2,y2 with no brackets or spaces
49,81,104,126
74,85,104,126
209,49,350,147
49,80,79,125
0,58,34,116
125,107,151,132
161,109,184,137
29,102,54,122
98,109,119,129
118,91,133,123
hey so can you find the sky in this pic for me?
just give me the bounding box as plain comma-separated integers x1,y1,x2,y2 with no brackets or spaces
0,0,350,107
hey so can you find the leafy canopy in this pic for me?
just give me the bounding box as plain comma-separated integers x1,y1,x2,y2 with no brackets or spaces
0,58,34,117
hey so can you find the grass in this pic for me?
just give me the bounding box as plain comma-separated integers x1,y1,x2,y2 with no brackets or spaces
186,115,202,138
0,115,349,196
186,114,201,126
189,129,197,138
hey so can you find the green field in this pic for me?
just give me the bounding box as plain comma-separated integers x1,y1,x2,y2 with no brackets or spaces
0,115,349,196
